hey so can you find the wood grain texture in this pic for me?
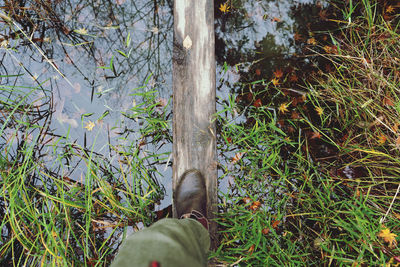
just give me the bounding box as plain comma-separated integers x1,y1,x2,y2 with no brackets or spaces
173,0,218,246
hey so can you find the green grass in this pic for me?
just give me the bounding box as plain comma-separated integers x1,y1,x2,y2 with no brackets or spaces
211,0,400,265
0,78,169,266
1,0,400,266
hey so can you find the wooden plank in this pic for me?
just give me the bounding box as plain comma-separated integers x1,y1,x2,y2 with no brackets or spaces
172,0,217,246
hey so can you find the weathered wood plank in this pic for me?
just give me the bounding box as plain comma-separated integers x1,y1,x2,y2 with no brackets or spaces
172,0,217,246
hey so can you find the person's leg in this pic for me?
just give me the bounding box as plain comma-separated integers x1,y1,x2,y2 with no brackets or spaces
111,170,210,267
111,218,210,267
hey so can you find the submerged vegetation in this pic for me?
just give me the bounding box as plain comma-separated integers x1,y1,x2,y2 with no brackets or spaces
0,0,399,266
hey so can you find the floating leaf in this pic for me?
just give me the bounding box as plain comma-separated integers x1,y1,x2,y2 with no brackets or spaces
219,2,230,13
75,28,88,35
84,121,95,131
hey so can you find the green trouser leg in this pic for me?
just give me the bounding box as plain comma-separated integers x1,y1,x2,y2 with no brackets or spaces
111,218,210,267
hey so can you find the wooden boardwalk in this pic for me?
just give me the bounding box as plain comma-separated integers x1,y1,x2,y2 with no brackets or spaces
172,0,218,247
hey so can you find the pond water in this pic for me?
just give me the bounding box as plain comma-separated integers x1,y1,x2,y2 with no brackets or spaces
0,0,330,209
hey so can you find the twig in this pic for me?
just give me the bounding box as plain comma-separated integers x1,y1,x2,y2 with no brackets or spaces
380,183,400,224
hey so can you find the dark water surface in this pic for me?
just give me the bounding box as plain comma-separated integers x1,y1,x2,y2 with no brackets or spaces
0,0,329,208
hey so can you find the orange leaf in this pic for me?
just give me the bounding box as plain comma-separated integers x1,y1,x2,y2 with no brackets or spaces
383,95,394,107
396,136,400,148
294,32,302,41
255,68,261,76
249,201,261,211
386,5,395,14
378,134,387,145
254,99,262,107
271,78,280,86
271,17,281,22
231,152,245,164
278,103,289,114
289,74,298,82
271,220,280,229
307,37,317,45
310,131,321,139
248,244,255,255
315,106,323,116
273,69,284,79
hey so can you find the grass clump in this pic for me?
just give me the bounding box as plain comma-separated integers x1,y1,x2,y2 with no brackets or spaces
0,79,170,266
212,0,400,265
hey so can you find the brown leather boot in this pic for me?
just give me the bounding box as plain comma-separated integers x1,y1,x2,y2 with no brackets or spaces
175,169,208,229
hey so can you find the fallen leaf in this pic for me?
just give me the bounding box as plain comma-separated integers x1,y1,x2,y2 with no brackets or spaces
254,99,262,107
278,103,289,114
383,95,394,107
272,78,280,86
248,244,255,255
255,68,261,76
315,106,324,116
289,74,298,82
291,111,300,119
273,69,284,79
323,45,332,53
271,220,280,228
183,35,192,50
84,121,95,131
393,123,399,133
319,9,328,20
249,201,261,211
386,5,395,14
378,228,397,247
310,131,321,139
231,152,245,164
307,37,317,45
75,28,88,35
271,17,281,22
294,32,302,41
378,134,387,145
395,136,400,148
219,2,230,13
242,197,251,204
